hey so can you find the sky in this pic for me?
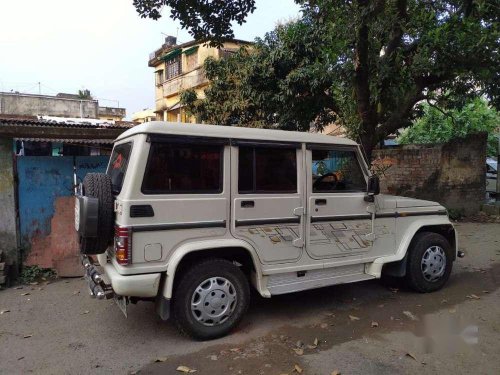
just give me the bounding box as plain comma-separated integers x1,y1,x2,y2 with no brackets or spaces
0,0,301,119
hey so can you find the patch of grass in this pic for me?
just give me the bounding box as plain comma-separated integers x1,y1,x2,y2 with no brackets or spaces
19,265,56,284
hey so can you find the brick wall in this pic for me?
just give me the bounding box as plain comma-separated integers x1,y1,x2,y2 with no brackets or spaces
373,133,487,215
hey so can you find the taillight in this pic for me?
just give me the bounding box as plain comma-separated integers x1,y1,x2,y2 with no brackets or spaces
114,226,131,265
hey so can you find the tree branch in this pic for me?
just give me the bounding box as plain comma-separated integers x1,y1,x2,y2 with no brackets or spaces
425,98,457,126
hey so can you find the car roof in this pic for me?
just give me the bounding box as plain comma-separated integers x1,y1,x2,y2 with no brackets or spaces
116,121,358,146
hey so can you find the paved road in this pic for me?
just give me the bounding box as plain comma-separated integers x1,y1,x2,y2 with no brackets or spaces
1,222,499,375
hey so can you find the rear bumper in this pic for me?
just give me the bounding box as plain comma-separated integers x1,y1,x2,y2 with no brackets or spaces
81,255,161,298
103,262,161,297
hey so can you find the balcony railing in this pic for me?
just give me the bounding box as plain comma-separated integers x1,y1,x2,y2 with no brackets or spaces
162,69,208,97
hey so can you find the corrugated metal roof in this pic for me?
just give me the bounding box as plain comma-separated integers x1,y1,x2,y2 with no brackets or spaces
0,116,134,129
14,138,114,144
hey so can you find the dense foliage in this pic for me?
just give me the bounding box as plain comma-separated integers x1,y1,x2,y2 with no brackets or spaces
133,0,256,45
180,19,337,132
138,0,500,159
399,98,499,156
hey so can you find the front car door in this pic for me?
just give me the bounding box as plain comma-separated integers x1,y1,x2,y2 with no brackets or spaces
230,142,305,264
305,145,395,262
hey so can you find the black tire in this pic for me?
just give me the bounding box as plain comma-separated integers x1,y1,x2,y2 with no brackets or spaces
405,232,453,293
173,258,250,340
80,173,114,255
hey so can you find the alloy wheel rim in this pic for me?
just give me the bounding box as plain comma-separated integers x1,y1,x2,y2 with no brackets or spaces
421,245,446,282
190,277,237,327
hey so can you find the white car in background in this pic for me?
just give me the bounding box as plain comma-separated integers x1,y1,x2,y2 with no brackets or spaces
486,158,498,197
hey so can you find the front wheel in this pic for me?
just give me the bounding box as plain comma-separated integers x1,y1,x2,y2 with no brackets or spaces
173,258,250,340
406,232,453,293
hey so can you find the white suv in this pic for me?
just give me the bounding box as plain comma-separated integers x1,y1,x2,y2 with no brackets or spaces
75,122,461,339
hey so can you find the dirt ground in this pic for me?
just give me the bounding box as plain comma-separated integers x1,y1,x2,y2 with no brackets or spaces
1,222,499,375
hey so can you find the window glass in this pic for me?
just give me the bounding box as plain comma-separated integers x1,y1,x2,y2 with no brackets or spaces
107,142,132,194
238,146,297,193
312,149,365,193
142,142,222,194
166,55,181,79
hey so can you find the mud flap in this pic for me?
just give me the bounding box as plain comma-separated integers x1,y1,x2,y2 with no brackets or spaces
114,295,128,318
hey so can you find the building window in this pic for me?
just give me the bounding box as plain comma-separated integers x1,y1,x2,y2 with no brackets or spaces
142,142,223,194
156,69,164,85
186,51,198,71
311,149,366,193
166,55,182,80
238,146,297,194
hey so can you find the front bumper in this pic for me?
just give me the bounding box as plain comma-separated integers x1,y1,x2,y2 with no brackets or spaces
81,255,161,298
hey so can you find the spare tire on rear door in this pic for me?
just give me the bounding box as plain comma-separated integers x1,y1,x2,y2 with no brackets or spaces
79,173,114,255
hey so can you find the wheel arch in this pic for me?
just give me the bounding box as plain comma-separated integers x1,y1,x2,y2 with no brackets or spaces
161,239,264,299
382,223,457,278
366,217,457,278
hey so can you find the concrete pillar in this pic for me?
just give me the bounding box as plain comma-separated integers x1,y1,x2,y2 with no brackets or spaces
0,137,18,273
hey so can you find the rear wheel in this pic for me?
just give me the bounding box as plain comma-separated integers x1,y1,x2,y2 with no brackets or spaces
79,173,114,255
173,258,250,340
406,232,453,293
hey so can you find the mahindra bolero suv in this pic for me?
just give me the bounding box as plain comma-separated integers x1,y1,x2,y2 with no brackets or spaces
75,122,462,340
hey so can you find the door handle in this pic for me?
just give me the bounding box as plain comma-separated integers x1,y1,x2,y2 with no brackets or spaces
241,200,254,208
315,199,327,206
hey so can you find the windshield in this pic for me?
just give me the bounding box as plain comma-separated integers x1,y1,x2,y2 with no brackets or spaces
107,142,132,194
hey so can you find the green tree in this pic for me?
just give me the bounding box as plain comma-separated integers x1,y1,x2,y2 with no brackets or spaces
180,19,337,131
137,0,499,159
77,89,93,100
398,98,499,156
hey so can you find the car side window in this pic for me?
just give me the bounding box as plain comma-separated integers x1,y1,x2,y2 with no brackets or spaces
311,149,365,193
142,142,222,194
238,146,297,193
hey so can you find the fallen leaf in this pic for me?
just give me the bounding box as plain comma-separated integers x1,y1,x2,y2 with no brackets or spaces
80,310,90,315
314,338,319,346
155,357,167,363
405,352,417,361
229,348,241,352
449,308,457,314
466,294,480,300
0,309,10,314
296,340,304,348
21,292,30,296
441,299,448,304
306,344,317,349
371,321,379,328
349,315,360,321
18,357,25,361
403,311,419,321
294,364,303,373
176,365,196,373
482,290,489,294
72,291,80,295
23,334,33,339
331,371,341,375
292,348,304,356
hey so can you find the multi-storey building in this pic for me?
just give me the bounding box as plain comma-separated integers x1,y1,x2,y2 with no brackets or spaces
148,36,251,123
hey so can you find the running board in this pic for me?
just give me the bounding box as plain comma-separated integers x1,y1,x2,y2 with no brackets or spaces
267,264,375,295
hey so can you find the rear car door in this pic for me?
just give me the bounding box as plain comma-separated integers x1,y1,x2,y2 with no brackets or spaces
230,141,305,264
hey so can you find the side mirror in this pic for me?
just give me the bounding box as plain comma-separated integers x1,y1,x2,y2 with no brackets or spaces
365,175,380,202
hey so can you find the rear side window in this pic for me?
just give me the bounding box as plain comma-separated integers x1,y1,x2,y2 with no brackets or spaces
108,142,132,194
238,146,297,193
142,142,222,194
